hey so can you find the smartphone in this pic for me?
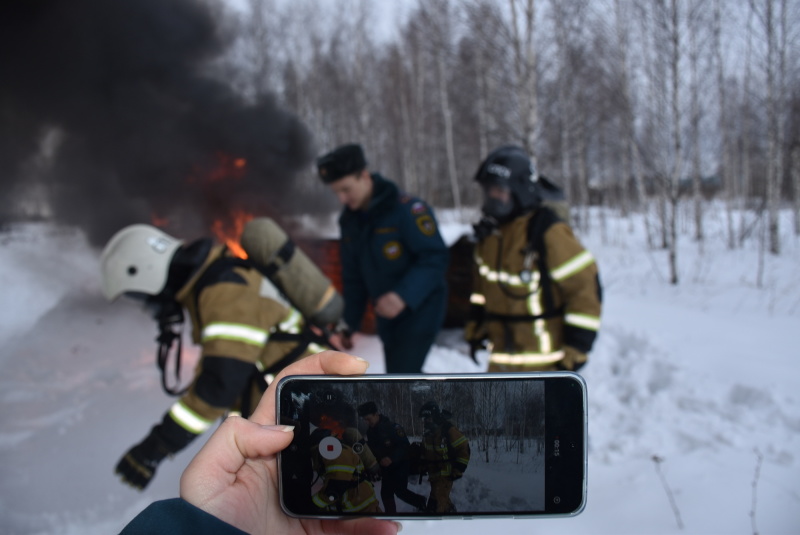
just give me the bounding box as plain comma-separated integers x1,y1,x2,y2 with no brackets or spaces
276,372,587,519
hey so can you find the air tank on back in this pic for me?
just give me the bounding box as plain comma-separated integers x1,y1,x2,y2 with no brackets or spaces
240,217,344,328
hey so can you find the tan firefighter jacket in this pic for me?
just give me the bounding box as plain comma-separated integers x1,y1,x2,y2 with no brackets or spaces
420,421,471,479
311,444,382,513
166,245,320,437
465,208,602,372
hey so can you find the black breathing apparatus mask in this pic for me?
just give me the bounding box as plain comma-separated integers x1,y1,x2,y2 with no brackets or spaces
473,183,518,241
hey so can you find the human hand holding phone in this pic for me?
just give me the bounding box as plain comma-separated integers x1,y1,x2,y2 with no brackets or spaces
178,351,401,535
278,372,587,519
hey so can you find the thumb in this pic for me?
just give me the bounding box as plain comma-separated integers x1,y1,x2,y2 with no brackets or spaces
217,417,295,470
181,417,294,490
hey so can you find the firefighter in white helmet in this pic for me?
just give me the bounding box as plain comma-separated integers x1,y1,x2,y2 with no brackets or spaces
101,224,323,490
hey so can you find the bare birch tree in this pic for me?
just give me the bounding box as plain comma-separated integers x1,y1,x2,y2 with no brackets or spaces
614,0,647,221
793,146,800,235
714,0,737,250
750,0,784,255
688,0,711,245
431,0,462,211
666,0,684,285
509,0,539,162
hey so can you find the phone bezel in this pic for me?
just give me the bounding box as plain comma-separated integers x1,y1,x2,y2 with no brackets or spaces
276,372,587,520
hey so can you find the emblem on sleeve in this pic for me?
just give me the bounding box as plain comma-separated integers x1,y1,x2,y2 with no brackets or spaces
411,201,427,215
383,240,403,260
415,215,436,236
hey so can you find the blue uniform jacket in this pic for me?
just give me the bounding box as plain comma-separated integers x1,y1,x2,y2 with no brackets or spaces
366,414,412,464
120,498,246,534
338,173,449,334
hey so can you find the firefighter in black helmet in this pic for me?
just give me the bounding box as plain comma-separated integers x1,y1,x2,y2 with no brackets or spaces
416,401,470,513
466,145,603,372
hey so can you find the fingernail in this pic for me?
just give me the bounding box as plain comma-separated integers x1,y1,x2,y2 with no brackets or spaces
393,521,403,533
352,356,370,368
261,425,294,432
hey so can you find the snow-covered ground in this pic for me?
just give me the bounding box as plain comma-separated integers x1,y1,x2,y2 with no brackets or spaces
1,206,798,535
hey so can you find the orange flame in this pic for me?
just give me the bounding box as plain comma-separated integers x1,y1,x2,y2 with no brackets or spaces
187,152,248,184
318,414,346,438
151,213,170,228
211,210,253,259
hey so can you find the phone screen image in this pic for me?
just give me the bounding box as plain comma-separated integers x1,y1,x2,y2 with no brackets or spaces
277,373,586,519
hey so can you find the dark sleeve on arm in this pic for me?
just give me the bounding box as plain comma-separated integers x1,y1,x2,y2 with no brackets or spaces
119,498,247,535
340,237,369,331
392,205,450,310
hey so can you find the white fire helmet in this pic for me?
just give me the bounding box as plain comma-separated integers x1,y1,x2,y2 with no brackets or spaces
100,224,184,301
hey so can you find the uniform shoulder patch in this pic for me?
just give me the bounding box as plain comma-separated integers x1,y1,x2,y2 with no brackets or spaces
415,214,437,236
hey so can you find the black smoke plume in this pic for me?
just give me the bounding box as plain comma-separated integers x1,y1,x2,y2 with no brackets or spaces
0,0,314,245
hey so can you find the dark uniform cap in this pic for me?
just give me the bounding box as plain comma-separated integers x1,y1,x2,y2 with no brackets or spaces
357,401,378,417
316,143,367,184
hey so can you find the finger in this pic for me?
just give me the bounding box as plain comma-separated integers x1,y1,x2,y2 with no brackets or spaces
249,351,370,425
180,416,294,496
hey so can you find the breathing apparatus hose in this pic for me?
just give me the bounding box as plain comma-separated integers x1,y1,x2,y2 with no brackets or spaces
154,300,189,397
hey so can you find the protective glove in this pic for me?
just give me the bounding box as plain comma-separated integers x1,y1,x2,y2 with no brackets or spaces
560,346,588,372
449,463,466,481
115,431,172,490
368,465,382,482
472,216,498,241
468,339,489,364
331,319,353,350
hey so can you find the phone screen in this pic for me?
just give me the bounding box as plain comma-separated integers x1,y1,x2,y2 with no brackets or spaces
277,373,586,519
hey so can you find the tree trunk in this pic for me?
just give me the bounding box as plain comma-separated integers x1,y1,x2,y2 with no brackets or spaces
437,53,461,210
715,0,736,250
689,4,703,245
668,0,682,285
793,146,800,236
509,0,539,162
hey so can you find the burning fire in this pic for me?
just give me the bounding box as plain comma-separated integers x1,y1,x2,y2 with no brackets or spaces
197,152,252,258
187,152,248,184
149,152,256,259
150,213,170,228
318,414,346,438
211,210,253,259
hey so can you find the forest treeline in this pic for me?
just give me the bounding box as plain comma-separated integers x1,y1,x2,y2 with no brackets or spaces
217,0,798,282
298,378,546,460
